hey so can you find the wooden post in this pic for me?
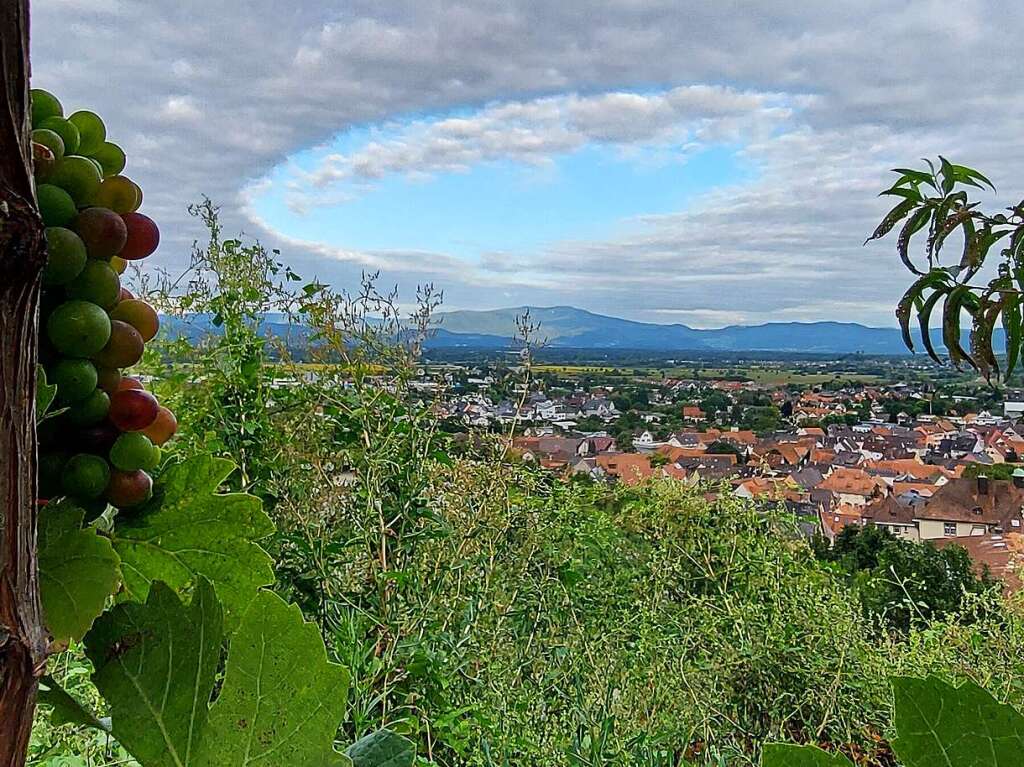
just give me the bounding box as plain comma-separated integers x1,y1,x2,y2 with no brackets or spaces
0,2,50,764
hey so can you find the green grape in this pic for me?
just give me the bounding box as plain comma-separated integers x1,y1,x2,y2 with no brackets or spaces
31,88,63,126
38,116,80,155
91,141,126,177
109,431,158,472
69,110,106,155
66,389,110,426
47,299,111,357
37,184,77,227
42,227,88,286
32,128,65,163
51,358,98,403
90,176,139,213
61,453,110,500
49,155,102,205
65,259,120,309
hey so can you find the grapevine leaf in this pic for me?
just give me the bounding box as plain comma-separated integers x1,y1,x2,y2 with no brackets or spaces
890,676,1024,767
38,500,121,645
761,744,854,766
917,288,947,364
85,579,223,767
112,455,274,629
346,730,417,767
197,590,350,767
38,675,111,733
865,198,917,244
36,364,58,423
1004,294,1021,381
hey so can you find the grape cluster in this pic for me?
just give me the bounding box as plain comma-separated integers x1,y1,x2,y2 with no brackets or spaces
32,88,177,518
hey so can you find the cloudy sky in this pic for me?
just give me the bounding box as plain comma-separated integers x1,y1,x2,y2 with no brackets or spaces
33,1,1024,327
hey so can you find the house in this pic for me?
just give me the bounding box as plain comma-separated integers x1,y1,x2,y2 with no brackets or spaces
595,453,653,486
817,467,885,507
911,477,1024,540
682,405,705,421
933,533,1024,592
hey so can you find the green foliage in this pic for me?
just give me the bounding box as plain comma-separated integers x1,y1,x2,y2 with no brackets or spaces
86,579,223,766
766,676,1024,766
890,677,1024,766
816,525,997,632
198,591,350,766
762,744,854,766
872,158,1024,379
346,730,417,767
111,455,275,628
38,501,120,645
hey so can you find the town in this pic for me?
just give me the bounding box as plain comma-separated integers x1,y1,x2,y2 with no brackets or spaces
430,356,1024,590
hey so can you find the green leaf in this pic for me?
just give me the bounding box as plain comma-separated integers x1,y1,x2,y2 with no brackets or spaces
197,590,350,767
897,207,932,274
39,501,121,645
36,364,58,423
86,579,223,767
917,288,948,364
942,286,978,370
345,729,417,767
865,198,917,244
112,455,274,629
762,744,854,766
38,675,110,733
890,676,1024,767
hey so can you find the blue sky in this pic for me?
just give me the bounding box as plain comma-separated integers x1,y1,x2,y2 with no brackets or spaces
249,133,749,264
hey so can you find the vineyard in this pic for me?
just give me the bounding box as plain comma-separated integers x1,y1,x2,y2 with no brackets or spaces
3,5,1024,767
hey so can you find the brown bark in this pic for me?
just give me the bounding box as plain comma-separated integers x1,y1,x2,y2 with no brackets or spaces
0,2,48,765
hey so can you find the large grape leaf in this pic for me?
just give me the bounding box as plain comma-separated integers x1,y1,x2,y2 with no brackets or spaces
890,676,1024,767
86,579,223,767
112,455,274,629
762,744,854,766
196,590,350,767
346,729,416,767
38,501,121,645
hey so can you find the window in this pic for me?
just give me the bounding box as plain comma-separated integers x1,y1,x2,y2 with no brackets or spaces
943,522,957,537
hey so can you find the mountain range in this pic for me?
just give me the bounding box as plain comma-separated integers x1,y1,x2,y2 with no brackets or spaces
428,306,938,355
163,306,975,356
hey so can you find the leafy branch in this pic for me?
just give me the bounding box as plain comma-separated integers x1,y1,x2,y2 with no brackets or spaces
869,157,1024,380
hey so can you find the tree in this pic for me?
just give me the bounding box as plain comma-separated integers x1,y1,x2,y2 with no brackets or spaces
0,3,49,761
870,157,1024,379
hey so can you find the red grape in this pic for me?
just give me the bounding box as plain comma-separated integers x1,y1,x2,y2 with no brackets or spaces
108,388,159,431
74,207,128,259
120,213,159,260
106,469,153,509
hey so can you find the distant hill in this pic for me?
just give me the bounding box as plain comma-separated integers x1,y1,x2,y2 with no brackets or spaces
162,306,993,356
431,306,945,355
